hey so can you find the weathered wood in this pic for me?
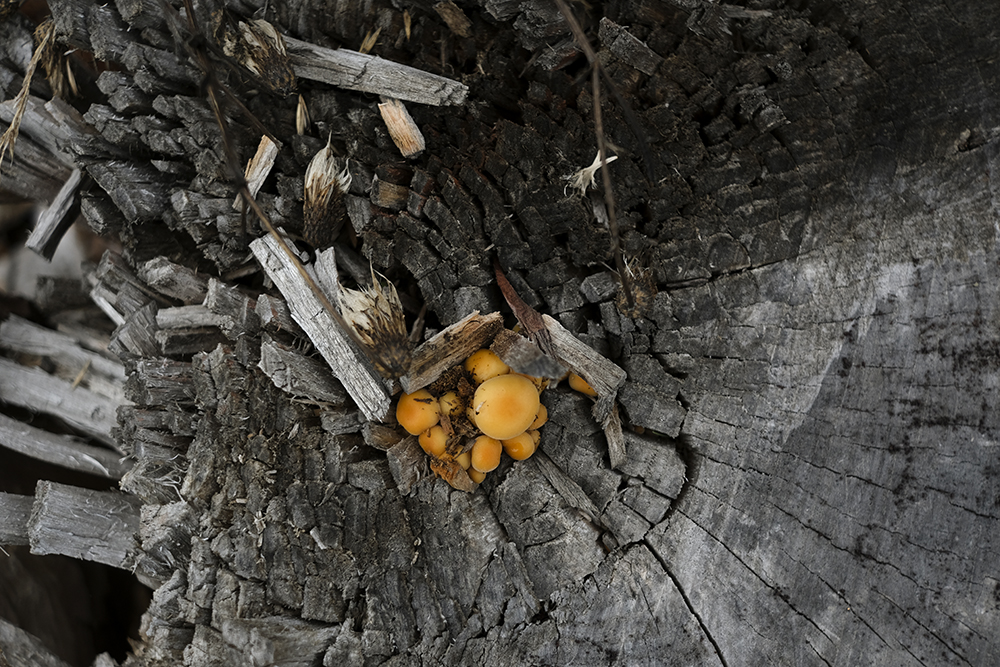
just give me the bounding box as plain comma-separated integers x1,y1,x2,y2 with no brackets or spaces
284,38,469,106
0,413,128,480
233,135,281,210
0,491,32,545
258,334,347,406
250,232,393,422
541,314,628,468
0,617,72,667
0,357,119,448
25,168,83,260
137,257,210,304
0,0,995,664
255,294,304,338
0,314,126,402
401,311,504,393
28,480,140,571
489,327,566,379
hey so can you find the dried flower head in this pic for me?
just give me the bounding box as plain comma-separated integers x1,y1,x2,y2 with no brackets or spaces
565,150,618,197
336,267,412,379
214,12,296,96
303,138,351,249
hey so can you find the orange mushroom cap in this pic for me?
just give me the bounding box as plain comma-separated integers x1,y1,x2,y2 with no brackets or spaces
471,435,502,472
418,425,447,457
568,372,597,397
529,403,548,430
472,374,540,440
464,348,510,384
501,431,536,461
396,389,441,435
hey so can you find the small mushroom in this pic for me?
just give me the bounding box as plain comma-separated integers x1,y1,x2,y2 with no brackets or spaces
418,425,447,457
501,431,536,461
464,348,510,384
396,389,441,435
529,404,548,430
568,372,597,397
471,435,502,473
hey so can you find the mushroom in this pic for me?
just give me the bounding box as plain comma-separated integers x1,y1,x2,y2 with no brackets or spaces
396,389,441,435
568,372,597,397
418,425,447,457
472,374,540,440
464,348,510,384
471,435,502,472
501,431,537,461
529,404,548,430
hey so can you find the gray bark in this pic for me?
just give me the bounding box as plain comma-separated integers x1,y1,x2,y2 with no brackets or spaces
0,0,997,665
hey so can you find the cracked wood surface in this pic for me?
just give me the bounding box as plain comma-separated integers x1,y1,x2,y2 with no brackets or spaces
0,0,998,665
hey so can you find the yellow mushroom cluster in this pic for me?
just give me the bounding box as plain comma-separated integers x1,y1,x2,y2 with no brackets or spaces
395,348,549,485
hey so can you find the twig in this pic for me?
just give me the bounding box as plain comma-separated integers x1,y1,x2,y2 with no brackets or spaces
552,0,635,309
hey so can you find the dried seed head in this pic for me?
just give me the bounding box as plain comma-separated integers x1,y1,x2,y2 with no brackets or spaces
215,12,297,96
615,258,657,318
303,139,351,248
565,151,618,197
336,267,412,379
296,94,310,135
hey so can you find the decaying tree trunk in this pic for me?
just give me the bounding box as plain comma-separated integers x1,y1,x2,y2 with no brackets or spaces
0,0,998,665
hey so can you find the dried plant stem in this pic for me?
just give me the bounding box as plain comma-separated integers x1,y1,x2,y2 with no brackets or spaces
0,20,55,183
552,0,634,308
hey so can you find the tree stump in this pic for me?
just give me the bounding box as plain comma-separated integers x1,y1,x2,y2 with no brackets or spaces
0,0,998,665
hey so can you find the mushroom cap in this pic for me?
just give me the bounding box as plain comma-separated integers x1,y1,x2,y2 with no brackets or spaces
568,372,597,397
464,348,510,384
439,390,464,420
418,425,447,457
502,431,537,460
468,467,486,484
396,389,441,435
529,403,548,430
455,450,472,470
472,374,540,440
471,435,502,472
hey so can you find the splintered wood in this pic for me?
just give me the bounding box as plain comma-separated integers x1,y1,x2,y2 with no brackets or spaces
379,98,425,158
540,314,628,468
233,135,281,210
284,38,468,106
401,311,503,393
250,233,392,422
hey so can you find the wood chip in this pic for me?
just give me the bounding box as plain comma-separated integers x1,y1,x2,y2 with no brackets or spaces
26,167,82,260
378,98,425,158
28,480,140,572
0,412,129,480
0,357,119,448
233,134,281,210
433,1,473,38
258,335,347,406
